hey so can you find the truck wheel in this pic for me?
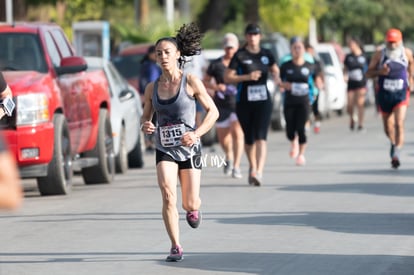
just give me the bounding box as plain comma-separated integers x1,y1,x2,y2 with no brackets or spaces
201,127,217,147
82,109,115,184
128,130,144,168
37,114,73,195
271,107,286,131
115,125,128,174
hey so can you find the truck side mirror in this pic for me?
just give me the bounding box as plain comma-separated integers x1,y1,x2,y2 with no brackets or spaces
55,56,87,75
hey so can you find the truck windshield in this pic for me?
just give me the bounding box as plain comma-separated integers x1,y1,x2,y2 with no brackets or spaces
318,52,334,66
111,54,145,79
0,33,47,73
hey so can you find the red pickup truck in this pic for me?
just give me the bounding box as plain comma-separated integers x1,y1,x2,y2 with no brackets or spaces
0,22,114,196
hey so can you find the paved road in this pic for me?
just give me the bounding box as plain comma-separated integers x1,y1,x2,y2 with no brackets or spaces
1,104,414,275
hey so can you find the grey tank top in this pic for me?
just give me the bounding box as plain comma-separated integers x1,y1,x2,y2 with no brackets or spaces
152,74,201,161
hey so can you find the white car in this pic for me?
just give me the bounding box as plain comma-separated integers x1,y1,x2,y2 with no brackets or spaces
315,43,347,115
85,57,144,173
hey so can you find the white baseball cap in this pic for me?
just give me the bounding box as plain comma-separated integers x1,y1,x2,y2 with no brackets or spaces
222,33,239,49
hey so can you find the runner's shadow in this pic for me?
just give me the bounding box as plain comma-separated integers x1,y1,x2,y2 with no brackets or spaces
341,169,414,177
164,252,414,275
215,211,414,236
279,182,414,197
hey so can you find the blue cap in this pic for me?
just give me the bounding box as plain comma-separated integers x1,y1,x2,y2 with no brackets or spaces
290,36,303,45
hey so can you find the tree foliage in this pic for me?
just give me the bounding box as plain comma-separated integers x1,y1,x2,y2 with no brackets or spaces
259,0,327,36
319,0,414,43
7,0,414,48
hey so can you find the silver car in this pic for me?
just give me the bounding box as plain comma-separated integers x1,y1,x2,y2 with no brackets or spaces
85,57,144,173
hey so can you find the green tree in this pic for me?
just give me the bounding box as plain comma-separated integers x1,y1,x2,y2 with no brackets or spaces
259,0,327,36
319,0,414,44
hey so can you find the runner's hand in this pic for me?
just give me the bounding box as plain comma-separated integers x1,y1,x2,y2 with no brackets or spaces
141,121,156,134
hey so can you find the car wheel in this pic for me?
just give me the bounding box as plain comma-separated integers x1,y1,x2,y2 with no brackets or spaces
201,127,217,147
115,125,128,174
37,114,73,195
82,109,115,184
271,106,285,131
128,131,144,168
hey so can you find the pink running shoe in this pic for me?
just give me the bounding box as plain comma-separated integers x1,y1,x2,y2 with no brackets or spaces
391,157,400,169
296,155,306,166
166,245,183,262
186,210,202,228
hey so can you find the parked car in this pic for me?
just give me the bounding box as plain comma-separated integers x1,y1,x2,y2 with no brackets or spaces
261,32,290,130
315,43,347,115
111,43,153,93
85,57,144,174
0,22,114,196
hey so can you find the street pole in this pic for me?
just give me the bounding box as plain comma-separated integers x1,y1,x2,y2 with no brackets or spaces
6,0,13,24
309,17,318,46
165,0,174,29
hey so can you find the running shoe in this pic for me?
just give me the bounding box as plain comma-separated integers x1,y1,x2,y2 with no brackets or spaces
391,157,400,169
296,155,306,166
357,126,366,133
391,146,401,169
350,120,355,131
232,168,242,179
186,210,202,228
250,173,262,186
223,160,233,176
166,245,183,262
313,121,321,134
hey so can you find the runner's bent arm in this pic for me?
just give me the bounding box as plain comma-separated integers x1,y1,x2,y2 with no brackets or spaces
224,68,261,84
187,73,219,140
366,51,387,78
140,83,155,134
405,48,414,89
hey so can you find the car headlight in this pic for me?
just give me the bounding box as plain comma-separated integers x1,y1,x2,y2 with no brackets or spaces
16,93,50,126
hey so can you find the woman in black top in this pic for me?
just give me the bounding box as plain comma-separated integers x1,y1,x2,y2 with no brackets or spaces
344,38,368,130
280,37,322,166
224,23,280,186
203,33,244,179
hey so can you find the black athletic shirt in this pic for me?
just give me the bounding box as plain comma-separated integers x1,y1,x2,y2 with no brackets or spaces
344,53,368,89
228,47,275,104
280,60,318,105
206,57,236,121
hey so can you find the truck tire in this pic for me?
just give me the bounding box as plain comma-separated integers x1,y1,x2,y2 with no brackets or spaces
82,109,115,184
115,125,128,174
128,130,144,168
37,114,73,195
271,107,285,131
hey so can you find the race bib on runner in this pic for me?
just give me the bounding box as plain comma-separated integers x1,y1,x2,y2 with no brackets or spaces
247,85,268,101
159,123,186,147
291,82,309,96
383,79,404,92
348,69,363,81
